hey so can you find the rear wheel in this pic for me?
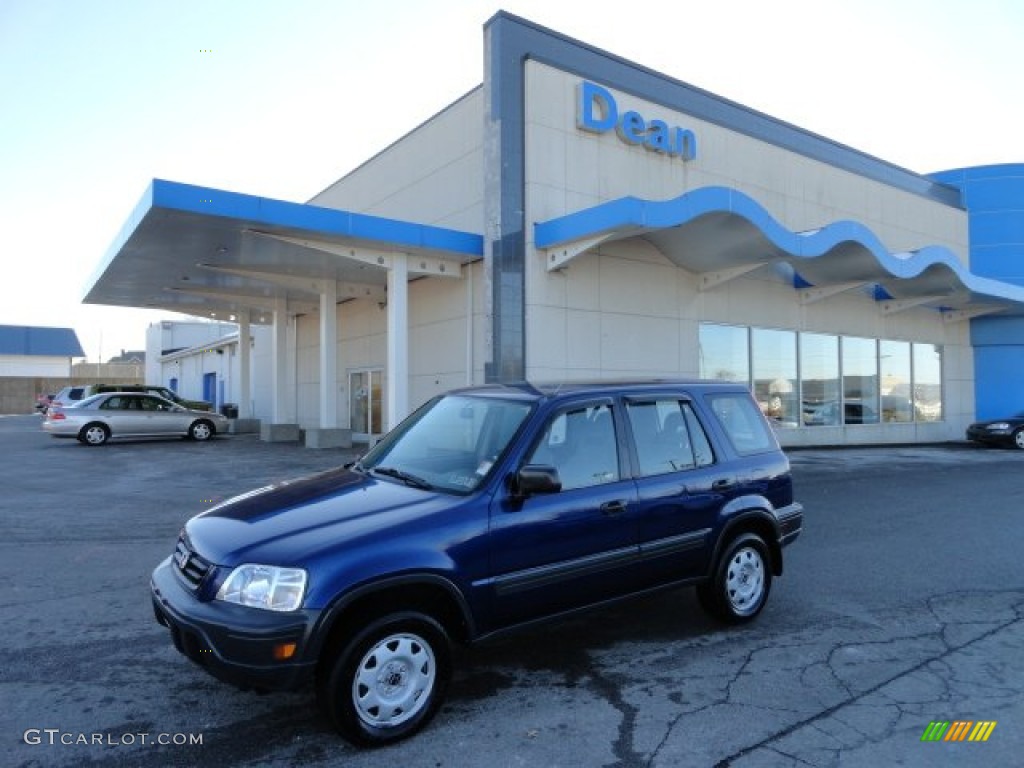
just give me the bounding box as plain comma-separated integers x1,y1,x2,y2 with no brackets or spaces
1013,428,1024,450
697,533,772,623
188,420,215,441
78,423,110,446
320,612,451,746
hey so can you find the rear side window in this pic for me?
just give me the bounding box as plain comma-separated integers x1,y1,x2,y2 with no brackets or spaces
706,393,776,455
626,400,715,477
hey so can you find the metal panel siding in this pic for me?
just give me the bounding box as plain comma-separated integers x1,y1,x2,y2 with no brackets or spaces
148,180,483,257
974,345,1024,419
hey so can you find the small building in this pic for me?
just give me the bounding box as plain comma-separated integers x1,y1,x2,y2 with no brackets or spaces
83,13,1024,447
0,325,85,413
0,325,84,377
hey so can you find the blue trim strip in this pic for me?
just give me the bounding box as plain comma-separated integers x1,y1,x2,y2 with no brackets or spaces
534,186,1024,305
150,180,483,256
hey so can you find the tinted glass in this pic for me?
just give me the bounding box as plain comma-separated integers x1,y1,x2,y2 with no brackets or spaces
527,403,619,490
707,393,776,455
362,395,533,493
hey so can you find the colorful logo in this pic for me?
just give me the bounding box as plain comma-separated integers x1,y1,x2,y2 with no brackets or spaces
921,721,996,742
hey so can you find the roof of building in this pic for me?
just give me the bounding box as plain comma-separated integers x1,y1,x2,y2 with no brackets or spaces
0,325,85,357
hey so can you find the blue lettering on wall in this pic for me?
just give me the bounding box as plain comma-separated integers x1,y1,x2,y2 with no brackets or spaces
577,81,697,161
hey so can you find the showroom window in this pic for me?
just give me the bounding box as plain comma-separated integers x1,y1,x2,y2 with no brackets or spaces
751,328,798,428
880,340,913,422
841,336,880,424
800,333,840,427
698,323,943,427
913,344,943,421
698,323,749,382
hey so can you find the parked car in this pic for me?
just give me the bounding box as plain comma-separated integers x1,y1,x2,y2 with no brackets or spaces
93,384,213,412
49,385,92,410
966,412,1024,449
42,392,228,445
151,380,803,745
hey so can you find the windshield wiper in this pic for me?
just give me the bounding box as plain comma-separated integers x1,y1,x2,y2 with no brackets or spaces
371,466,434,490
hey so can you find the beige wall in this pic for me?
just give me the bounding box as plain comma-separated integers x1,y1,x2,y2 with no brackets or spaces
310,88,484,233
520,61,974,443
292,262,486,430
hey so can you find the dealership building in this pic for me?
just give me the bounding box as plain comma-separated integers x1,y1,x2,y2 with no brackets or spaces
84,12,1024,448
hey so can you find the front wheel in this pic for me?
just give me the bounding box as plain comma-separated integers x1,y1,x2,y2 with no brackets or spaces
1013,428,1024,450
320,612,451,747
78,423,110,446
697,533,772,624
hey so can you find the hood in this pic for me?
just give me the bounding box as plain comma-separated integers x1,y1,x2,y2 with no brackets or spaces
185,467,456,565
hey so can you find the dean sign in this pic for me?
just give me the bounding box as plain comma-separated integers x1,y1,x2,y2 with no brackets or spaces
577,80,697,161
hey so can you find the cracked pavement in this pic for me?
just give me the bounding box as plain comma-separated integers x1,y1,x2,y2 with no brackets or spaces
2,416,1022,767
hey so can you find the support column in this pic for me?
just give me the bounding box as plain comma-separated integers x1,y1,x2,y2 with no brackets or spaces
306,281,351,448
237,312,251,417
387,254,409,431
229,312,259,434
261,297,300,442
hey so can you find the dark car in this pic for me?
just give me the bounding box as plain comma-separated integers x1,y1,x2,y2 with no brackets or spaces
966,412,1024,449
151,381,803,745
93,384,213,412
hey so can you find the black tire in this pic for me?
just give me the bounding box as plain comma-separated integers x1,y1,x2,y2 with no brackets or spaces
1013,428,1024,450
78,422,110,446
188,420,215,441
320,612,451,747
697,533,772,624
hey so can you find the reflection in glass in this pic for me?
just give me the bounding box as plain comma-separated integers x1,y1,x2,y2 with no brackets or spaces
880,340,912,422
913,344,943,421
842,337,879,424
800,333,840,426
752,328,798,427
699,324,749,383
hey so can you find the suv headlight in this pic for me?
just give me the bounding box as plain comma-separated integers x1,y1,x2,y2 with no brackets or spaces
216,564,307,611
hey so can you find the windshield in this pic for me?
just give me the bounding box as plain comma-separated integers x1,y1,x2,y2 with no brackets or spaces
359,394,534,494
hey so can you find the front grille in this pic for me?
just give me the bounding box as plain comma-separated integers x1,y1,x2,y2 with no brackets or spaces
173,533,212,591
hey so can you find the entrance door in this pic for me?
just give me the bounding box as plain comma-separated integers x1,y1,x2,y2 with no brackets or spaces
349,369,383,441
202,372,217,409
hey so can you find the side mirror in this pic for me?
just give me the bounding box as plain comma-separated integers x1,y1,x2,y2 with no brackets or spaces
508,465,562,498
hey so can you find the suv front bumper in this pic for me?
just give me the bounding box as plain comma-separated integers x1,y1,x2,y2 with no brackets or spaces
151,557,320,691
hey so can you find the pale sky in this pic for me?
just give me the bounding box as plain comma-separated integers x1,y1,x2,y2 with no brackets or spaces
2,0,1021,361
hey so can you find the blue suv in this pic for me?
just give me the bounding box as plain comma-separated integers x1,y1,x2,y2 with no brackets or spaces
151,380,802,745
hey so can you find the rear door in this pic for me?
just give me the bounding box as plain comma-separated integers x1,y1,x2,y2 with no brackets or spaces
486,399,641,626
624,396,724,584
138,395,189,434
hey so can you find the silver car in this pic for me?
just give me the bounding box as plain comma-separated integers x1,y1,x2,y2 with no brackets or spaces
42,392,229,446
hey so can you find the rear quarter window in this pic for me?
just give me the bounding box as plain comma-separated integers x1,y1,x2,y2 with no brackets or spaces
706,392,777,455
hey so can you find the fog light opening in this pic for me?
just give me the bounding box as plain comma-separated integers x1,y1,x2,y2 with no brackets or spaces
273,642,297,661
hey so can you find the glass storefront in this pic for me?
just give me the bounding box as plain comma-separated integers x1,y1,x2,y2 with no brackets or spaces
698,323,943,427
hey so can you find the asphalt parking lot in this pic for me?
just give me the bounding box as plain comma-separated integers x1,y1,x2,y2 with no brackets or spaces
2,414,1023,768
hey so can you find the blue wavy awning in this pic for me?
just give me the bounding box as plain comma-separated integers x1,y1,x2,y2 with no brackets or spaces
534,186,1024,313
